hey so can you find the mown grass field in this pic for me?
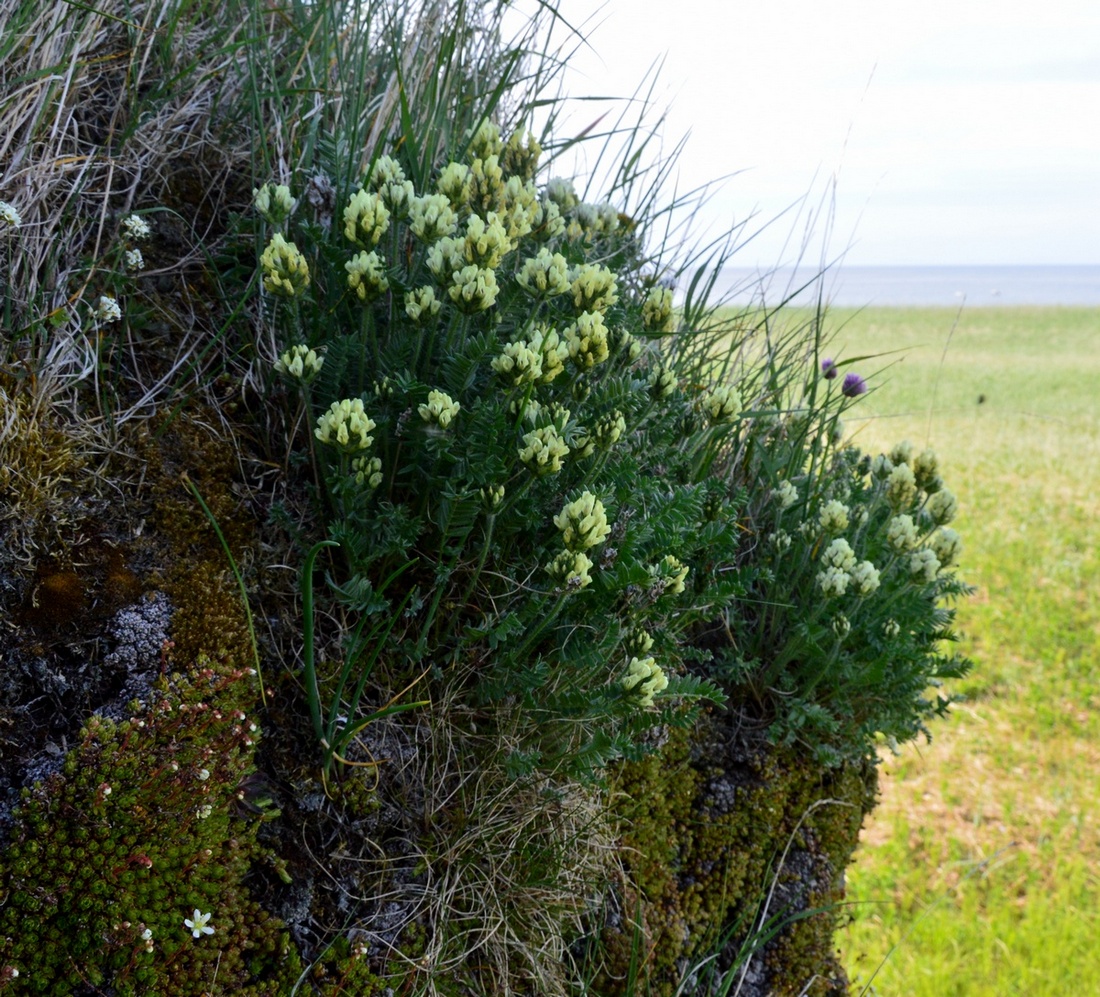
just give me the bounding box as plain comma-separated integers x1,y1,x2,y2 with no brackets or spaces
823,307,1100,995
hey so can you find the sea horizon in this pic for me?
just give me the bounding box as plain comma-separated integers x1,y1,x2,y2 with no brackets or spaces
712,264,1100,308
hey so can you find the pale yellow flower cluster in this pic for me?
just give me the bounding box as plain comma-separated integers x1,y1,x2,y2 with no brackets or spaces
404,286,441,323
261,233,310,297
650,554,689,596
621,656,668,707
315,398,376,451
564,312,610,371
647,364,677,400
343,190,390,247
491,341,543,386
418,389,460,428
642,286,674,332
448,264,499,313
554,491,611,551
253,184,296,226
519,425,569,475
818,500,850,534
345,250,389,302
568,264,618,314
409,193,458,243
516,248,570,298
546,549,594,591
274,344,324,381
703,384,741,424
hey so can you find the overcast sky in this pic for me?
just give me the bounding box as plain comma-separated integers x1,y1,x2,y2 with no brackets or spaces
527,0,1100,268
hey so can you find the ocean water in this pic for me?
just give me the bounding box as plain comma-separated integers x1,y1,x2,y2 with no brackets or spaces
713,265,1100,308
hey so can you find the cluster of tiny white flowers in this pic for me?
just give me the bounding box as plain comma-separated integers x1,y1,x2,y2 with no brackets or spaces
121,213,151,241
554,491,611,551
95,295,122,323
821,538,857,572
124,248,144,272
418,389,461,428
315,398,376,451
0,200,22,229
818,499,849,534
274,344,324,381
621,655,668,707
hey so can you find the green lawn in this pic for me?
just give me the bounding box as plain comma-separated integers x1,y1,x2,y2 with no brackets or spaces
825,307,1100,995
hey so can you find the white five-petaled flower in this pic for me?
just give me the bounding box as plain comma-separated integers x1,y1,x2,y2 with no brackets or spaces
184,909,214,938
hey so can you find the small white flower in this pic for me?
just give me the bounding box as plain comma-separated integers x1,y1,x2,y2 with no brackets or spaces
184,909,214,938
142,928,153,941
926,488,958,525
95,296,122,323
121,213,151,241
0,200,22,229
773,480,799,511
887,514,919,551
821,538,857,572
124,248,145,272
196,768,210,781
818,499,850,534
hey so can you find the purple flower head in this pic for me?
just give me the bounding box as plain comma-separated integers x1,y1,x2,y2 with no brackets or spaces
821,358,838,380
841,372,867,398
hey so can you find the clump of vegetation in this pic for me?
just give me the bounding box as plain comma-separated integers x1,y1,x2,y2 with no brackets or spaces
0,0,975,992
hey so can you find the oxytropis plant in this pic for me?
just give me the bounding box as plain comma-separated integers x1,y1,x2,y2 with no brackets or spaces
253,120,743,781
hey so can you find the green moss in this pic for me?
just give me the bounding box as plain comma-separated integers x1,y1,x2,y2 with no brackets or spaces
0,665,300,994
596,713,878,997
